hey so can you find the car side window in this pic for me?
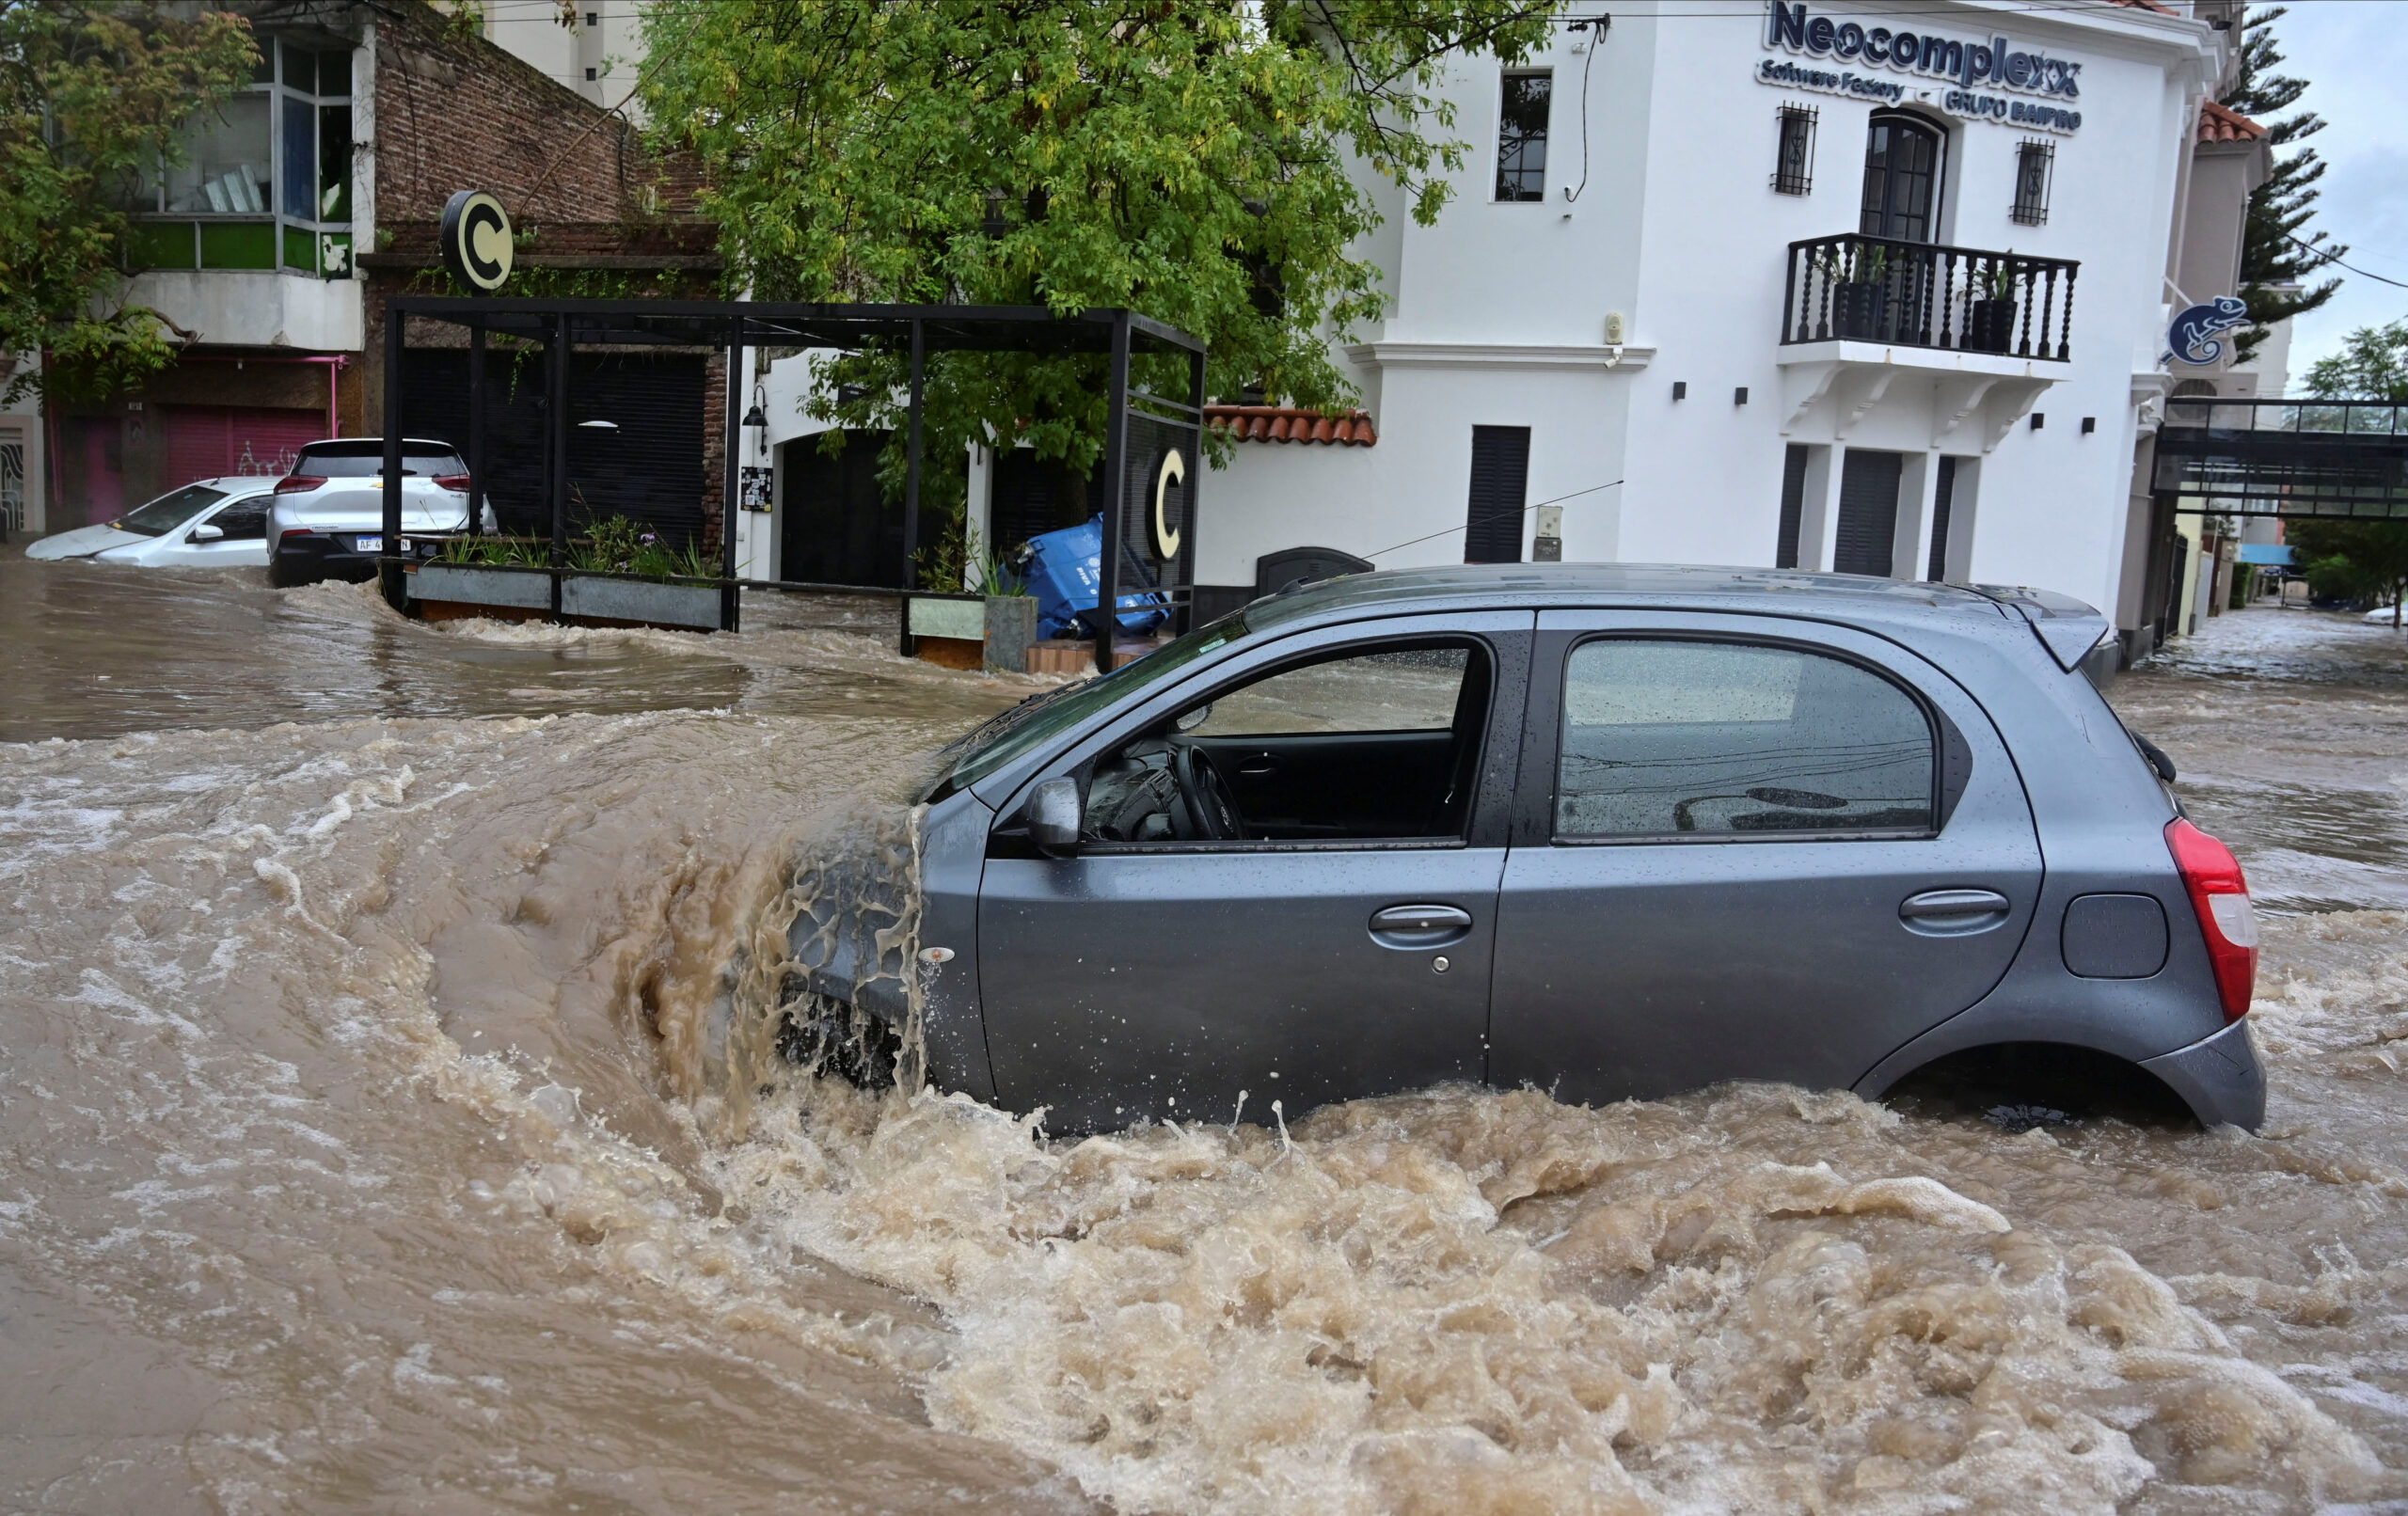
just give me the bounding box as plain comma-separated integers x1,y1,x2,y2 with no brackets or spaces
1085,640,1488,845
209,498,269,541
1556,639,1934,839
1183,646,1467,736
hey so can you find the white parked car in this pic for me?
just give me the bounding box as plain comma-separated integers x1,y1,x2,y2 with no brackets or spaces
267,438,497,586
24,478,282,567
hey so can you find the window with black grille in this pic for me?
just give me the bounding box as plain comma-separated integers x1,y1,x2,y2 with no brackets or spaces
1465,426,1531,563
1496,71,1552,202
1773,104,1817,195
2011,140,2053,227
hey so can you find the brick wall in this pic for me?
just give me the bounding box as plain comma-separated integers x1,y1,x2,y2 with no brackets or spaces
358,1,723,545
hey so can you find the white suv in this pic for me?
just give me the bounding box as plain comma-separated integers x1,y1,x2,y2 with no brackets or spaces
266,438,497,586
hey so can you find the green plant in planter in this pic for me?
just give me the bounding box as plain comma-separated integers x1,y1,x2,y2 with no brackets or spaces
435,534,546,567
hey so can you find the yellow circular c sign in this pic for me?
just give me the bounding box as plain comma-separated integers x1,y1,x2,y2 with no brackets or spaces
1149,449,1185,561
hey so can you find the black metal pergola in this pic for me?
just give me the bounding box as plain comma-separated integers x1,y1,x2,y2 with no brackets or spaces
2155,397,2408,520
379,298,1207,661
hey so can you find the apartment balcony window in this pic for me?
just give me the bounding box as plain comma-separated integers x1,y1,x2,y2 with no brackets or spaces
121,37,353,277
1782,233,2078,361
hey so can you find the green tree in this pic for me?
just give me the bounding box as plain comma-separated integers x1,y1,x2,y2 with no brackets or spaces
2289,518,2408,629
2303,319,2408,405
2218,5,2342,365
2294,319,2408,627
0,1,259,405
640,0,1553,544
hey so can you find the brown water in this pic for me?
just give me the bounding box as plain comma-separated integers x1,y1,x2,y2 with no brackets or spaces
5,559,2407,1514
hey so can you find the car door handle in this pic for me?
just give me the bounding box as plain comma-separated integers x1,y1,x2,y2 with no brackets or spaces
1898,888,2013,935
1370,903,1473,949
1235,756,1278,777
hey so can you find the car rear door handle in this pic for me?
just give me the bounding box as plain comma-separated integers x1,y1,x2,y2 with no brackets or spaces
1899,888,2013,935
1370,903,1473,949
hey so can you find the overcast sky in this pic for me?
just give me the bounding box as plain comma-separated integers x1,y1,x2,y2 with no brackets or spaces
2264,0,2408,385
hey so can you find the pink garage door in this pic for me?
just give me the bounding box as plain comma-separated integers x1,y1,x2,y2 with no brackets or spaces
162,405,327,487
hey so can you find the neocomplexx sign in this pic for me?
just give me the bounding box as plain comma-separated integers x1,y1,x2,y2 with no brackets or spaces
1762,2,2085,133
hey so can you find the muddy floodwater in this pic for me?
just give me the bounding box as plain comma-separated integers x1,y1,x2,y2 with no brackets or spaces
5,557,2408,1514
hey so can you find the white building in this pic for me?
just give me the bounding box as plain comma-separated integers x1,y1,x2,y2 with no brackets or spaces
1182,0,2239,651
663,1,2255,660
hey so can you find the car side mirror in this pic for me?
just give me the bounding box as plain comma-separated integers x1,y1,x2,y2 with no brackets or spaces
190,524,224,542
1025,777,1082,857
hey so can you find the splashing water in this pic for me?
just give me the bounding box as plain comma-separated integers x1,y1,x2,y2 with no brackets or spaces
3,561,2406,1512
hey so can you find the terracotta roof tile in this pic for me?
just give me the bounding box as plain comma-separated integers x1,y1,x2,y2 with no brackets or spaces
1204,404,1378,447
2198,99,2268,143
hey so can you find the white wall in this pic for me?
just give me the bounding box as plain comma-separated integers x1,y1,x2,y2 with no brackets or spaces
1197,0,2220,624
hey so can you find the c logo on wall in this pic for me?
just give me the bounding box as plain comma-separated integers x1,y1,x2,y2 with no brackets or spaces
1149,449,1185,561
2167,295,2250,367
439,190,515,292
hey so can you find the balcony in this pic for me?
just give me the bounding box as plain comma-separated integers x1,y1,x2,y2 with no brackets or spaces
1782,234,2078,360
1776,235,2079,450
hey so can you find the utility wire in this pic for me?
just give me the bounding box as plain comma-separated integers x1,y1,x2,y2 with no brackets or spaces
2286,232,2408,292
1364,480,1624,561
1561,16,1608,204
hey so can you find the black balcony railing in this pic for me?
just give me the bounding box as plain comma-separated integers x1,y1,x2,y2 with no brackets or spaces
1782,234,2078,361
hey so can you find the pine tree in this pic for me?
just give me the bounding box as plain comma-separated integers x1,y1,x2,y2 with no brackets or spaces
2218,5,2343,365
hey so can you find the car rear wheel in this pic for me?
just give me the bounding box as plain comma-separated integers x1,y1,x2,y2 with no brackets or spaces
268,552,316,589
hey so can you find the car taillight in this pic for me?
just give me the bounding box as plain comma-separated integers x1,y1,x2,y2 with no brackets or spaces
433,473,471,491
275,475,327,494
279,528,316,541
2166,818,2258,1021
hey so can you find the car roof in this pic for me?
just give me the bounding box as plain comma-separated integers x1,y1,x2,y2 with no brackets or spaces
198,476,285,491
1238,563,2106,670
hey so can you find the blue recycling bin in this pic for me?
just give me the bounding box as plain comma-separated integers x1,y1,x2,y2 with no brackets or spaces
1022,515,1169,640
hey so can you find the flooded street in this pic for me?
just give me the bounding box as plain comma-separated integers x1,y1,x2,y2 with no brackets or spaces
5,558,2408,1513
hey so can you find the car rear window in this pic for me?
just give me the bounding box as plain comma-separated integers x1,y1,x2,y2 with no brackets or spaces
295,441,464,477
1556,638,1935,839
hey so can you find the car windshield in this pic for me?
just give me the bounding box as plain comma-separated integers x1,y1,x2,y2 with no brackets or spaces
933,610,1251,798
295,442,464,478
116,483,228,536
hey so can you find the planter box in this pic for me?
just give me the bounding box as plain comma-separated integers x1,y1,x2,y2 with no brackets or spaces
407,563,726,632
983,594,1039,674
1832,282,1885,341
1967,298,2019,355
907,593,986,669
409,561,552,623
561,574,724,631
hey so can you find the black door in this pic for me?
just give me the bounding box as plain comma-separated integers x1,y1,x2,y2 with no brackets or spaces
780,430,897,586
1833,450,1902,578
1861,113,1942,243
1465,425,1529,564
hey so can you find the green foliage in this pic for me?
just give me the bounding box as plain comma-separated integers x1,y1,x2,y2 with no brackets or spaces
2218,6,2342,364
568,513,717,579
436,533,549,568
916,521,1028,597
639,0,1552,498
2290,518,2408,628
2303,320,2408,405
0,1,259,404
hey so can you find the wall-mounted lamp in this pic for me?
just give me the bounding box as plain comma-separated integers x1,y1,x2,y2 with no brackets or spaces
2081,416,2097,434
2030,413,2045,431
576,418,619,430
1672,381,1687,401
1734,387,1750,406
743,382,770,460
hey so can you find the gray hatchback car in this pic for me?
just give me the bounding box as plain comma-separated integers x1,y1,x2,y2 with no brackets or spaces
794,564,2264,1133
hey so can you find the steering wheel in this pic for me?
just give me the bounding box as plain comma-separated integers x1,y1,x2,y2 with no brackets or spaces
1171,741,1246,841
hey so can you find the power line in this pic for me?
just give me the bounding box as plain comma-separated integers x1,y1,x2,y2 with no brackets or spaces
2287,233,2408,292
1363,480,1624,561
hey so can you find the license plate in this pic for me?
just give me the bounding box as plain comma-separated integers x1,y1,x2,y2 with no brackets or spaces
353,535,382,552
396,537,414,552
